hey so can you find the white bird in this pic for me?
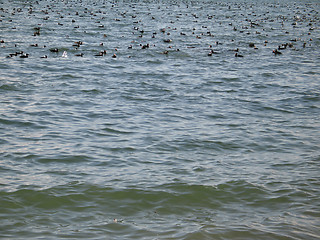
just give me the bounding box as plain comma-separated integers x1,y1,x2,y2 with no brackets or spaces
62,51,68,58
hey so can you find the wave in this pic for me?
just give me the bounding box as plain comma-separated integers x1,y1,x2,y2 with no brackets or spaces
0,84,19,91
1,180,318,239
0,117,43,128
0,180,292,212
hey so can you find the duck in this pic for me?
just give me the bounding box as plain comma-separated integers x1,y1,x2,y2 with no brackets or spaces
273,49,282,55
20,53,29,58
208,50,219,56
7,52,19,57
235,53,243,57
141,44,149,49
95,50,107,56
73,41,83,47
50,48,59,52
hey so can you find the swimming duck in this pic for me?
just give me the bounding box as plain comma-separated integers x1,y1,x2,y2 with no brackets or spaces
73,41,83,47
95,50,107,56
141,44,149,49
20,53,29,58
208,50,219,56
273,49,282,55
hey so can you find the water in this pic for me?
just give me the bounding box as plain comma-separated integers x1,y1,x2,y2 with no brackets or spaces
0,0,320,239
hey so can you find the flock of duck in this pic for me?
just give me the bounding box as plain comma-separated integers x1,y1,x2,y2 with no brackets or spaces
0,0,318,61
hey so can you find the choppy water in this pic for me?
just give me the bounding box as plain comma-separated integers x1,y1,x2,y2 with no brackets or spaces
1,0,320,239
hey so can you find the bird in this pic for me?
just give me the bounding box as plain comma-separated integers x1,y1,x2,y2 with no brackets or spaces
62,51,68,58
208,50,219,56
273,49,282,55
95,50,107,56
20,53,29,58
235,53,243,57
141,44,149,49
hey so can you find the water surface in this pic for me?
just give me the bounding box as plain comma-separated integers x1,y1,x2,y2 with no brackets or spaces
0,0,320,239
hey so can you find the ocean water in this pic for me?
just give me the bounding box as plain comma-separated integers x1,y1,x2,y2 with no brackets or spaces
0,0,320,239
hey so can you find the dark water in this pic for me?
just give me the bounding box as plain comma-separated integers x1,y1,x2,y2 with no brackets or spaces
1,0,320,239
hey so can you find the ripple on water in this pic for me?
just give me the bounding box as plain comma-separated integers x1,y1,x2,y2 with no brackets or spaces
0,83,20,91
35,155,92,164
2,180,316,238
0,0,320,239
0,117,43,129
